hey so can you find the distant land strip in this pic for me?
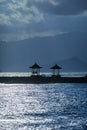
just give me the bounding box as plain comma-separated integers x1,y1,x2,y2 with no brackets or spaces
0,76,87,84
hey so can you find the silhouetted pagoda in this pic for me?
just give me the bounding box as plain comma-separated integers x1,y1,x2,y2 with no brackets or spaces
50,64,62,76
29,63,42,76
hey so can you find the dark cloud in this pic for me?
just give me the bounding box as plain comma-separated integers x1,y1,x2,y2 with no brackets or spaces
52,0,87,15
27,0,87,15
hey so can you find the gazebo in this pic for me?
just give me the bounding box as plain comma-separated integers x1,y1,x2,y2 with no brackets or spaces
29,63,42,76
50,64,62,76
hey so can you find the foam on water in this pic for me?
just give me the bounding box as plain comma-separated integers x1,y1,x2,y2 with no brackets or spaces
0,83,87,130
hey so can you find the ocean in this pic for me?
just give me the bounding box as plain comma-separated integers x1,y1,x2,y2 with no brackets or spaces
0,72,87,77
0,83,87,130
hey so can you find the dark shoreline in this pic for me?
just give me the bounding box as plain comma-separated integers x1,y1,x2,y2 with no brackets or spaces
0,76,87,84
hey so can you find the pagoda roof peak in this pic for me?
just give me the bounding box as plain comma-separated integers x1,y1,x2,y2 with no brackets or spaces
29,63,42,69
50,64,62,69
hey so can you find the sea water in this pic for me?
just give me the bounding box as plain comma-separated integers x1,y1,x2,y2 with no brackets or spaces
0,83,87,130
0,72,87,77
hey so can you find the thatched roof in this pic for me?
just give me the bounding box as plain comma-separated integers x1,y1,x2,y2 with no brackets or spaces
29,63,42,69
50,64,62,69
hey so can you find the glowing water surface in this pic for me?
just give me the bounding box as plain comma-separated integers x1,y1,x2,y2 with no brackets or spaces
0,83,87,130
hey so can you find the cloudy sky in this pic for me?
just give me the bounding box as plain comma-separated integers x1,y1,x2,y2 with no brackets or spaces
0,0,87,71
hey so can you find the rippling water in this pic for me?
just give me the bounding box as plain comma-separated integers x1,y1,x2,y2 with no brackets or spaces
0,83,87,130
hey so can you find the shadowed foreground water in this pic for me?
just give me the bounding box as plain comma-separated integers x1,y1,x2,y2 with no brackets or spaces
0,83,87,130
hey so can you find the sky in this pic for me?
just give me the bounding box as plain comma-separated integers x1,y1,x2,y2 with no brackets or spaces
0,0,87,71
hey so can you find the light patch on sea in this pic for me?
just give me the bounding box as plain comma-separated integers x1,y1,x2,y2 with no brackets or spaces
0,83,87,130
0,72,87,77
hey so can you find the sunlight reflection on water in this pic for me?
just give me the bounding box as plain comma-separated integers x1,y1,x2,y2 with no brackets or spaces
0,83,87,130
